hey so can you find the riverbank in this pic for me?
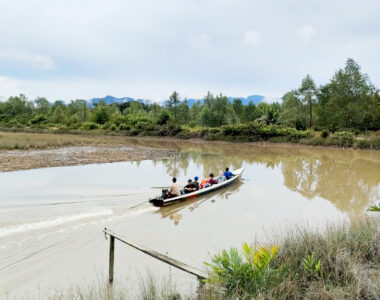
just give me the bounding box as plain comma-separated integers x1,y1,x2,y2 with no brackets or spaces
49,216,380,299
2,125,380,151
1,130,380,172
0,132,174,172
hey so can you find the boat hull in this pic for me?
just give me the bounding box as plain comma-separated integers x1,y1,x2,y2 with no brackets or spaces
149,168,244,207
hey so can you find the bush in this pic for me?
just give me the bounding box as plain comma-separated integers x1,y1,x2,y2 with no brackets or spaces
109,124,118,131
29,114,48,125
336,131,354,146
118,123,131,131
81,122,100,130
156,111,171,125
205,243,279,297
5,119,24,128
321,129,330,138
134,120,153,131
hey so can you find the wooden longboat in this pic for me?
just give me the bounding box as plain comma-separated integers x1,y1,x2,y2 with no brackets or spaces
149,168,244,207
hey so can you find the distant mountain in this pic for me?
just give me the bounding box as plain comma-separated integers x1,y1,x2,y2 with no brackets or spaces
182,95,265,107
88,94,277,107
89,95,152,106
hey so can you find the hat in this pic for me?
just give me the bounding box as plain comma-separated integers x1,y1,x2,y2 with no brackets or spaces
194,176,199,180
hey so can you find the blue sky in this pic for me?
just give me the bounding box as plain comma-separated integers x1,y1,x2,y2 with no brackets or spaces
0,0,379,102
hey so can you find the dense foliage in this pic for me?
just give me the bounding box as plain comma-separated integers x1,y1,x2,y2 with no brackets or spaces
0,59,379,140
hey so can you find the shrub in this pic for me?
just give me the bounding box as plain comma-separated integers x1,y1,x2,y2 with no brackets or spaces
118,123,131,131
134,120,153,131
156,111,171,125
205,243,279,297
110,124,118,131
80,122,100,130
30,114,48,125
5,119,24,128
367,203,380,212
336,131,355,146
320,129,330,138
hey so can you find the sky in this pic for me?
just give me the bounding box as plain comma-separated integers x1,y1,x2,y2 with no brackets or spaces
0,0,379,102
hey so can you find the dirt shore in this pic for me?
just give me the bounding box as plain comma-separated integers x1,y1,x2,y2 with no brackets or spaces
0,145,174,172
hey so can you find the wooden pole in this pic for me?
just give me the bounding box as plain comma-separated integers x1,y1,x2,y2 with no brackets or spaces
109,236,115,285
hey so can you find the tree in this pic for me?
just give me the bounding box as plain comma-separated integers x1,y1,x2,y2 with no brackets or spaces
280,91,307,129
243,101,259,122
34,97,50,115
177,100,190,124
167,91,180,125
67,100,89,122
232,99,244,122
316,58,378,130
90,101,110,124
298,75,317,128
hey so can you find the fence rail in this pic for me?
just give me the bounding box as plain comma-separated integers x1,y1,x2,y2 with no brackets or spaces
103,228,209,286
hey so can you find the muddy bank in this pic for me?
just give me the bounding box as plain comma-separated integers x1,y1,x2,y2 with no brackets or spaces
0,145,174,172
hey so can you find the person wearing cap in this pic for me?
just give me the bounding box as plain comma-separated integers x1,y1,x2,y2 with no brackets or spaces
184,179,195,194
193,176,200,190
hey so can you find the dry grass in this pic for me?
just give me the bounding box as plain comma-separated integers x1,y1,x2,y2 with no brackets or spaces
0,131,143,150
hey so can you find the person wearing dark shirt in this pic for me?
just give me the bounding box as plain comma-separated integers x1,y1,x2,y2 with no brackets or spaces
224,167,234,180
208,173,218,185
184,179,196,194
193,176,200,190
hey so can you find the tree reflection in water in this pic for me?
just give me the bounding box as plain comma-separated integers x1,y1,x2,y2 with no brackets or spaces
133,138,380,217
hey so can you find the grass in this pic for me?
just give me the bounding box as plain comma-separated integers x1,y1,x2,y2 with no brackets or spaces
46,271,194,300
205,216,380,299
0,131,150,150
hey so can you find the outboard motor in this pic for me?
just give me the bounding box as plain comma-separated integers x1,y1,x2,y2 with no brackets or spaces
161,188,168,199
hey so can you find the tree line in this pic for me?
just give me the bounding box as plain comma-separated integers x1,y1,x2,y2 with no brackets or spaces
0,58,379,133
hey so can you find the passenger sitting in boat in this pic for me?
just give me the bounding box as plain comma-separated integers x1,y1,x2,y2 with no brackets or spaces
216,170,226,183
184,179,196,194
193,176,200,190
208,173,218,185
167,177,180,198
200,178,207,188
224,167,234,180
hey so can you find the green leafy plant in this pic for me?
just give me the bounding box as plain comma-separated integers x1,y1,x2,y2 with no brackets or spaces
367,203,380,212
302,253,323,279
205,243,279,296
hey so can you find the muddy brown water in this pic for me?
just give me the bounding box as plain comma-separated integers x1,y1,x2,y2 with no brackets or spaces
0,139,379,298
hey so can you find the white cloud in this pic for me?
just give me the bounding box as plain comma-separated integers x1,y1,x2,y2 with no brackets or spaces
0,76,20,100
297,25,315,43
14,54,55,70
242,30,260,47
188,34,211,51
0,0,379,100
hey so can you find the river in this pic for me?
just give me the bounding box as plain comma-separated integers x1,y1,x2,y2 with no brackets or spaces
1,139,379,298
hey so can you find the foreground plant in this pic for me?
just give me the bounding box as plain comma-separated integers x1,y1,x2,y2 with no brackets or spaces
205,243,279,297
205,217,380,299
367,203,380,212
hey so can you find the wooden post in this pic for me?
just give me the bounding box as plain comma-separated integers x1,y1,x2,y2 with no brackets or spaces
108,236,115,285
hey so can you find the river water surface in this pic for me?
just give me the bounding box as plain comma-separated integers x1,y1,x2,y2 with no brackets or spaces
1,139,379,298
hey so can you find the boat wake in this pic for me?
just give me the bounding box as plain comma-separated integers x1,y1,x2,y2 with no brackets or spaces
0,208,114,238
